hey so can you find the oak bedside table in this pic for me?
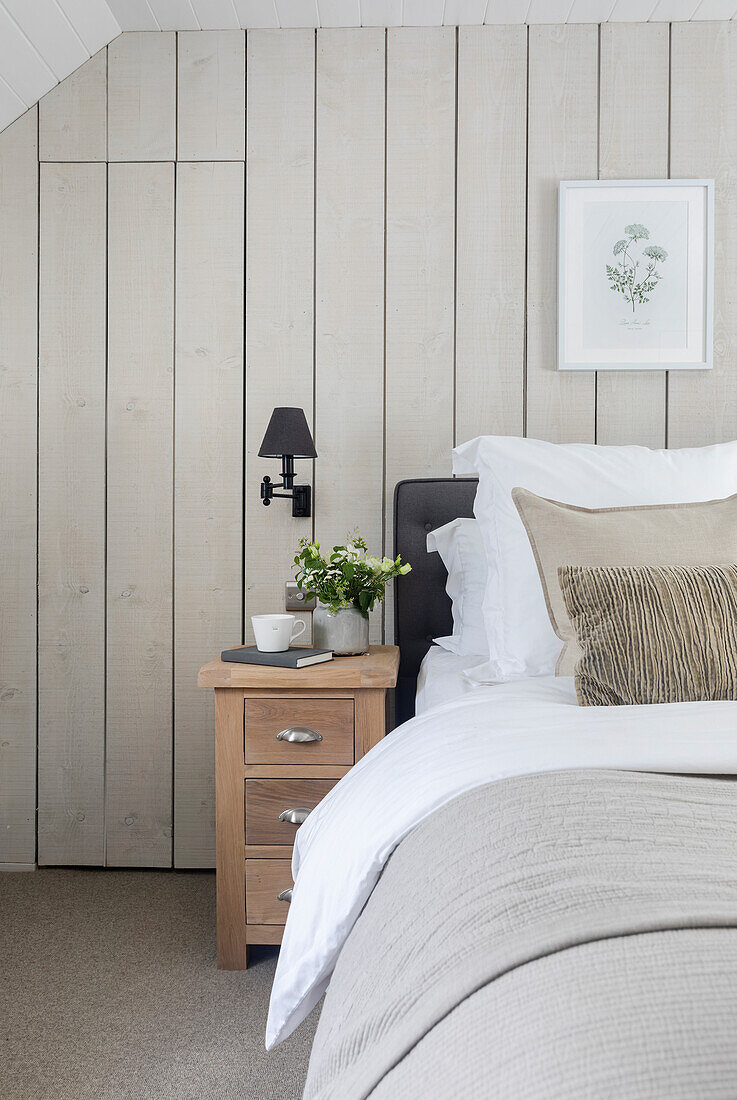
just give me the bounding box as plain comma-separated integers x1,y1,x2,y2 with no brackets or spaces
198,644,399,970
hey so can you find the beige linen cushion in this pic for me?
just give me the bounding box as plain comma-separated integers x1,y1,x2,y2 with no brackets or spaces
512,488,737,676
558,563,737,706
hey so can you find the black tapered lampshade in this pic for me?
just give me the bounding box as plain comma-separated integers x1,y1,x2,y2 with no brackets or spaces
258,407,317,459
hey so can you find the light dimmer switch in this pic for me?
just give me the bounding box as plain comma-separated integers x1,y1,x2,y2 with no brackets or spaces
285,581,316,612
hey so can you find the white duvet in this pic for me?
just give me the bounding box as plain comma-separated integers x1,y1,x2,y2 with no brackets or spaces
266,676,737,1049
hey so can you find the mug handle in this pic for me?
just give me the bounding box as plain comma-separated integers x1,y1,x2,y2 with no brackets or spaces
290,619,307,644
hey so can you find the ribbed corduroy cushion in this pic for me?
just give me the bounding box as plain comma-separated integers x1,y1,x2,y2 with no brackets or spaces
559,563,737,706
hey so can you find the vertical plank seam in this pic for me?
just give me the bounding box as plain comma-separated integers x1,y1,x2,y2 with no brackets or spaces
35,107,41,866
103,155,109,866
171,32,180,865
665,20,672,448
523,23,530,439
594,22,601,446
312,28,318,548
241,30,247,646
452,26,459,451
381,27,388,641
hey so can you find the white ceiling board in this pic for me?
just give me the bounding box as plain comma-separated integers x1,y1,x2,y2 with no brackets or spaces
444,0,488,21
0,6,56,104
692,0,737,16
317,0,360,24
405,0,445,23
233,0,279,25
105,0,161,29
1,0,89,81
608,0,659,18
147,0,199,29
485,0,529,21
360,0,402,24
527,0,573,19
191,0,240,26
649,0,700,17
56,0,121,52
568,0,615,18
275,0,319,24
0,73,26,131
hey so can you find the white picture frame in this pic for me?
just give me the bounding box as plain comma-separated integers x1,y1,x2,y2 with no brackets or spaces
558,179,714,371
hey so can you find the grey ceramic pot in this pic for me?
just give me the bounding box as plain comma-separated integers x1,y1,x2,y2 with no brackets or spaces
312,603,370,655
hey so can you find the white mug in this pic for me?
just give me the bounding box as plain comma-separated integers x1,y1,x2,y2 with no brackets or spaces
252,613,307,653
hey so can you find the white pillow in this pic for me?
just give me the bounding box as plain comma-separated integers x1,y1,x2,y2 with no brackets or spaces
426,518,488,657
453,435,737,682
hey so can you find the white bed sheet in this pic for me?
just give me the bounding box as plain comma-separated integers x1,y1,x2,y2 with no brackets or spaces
266,678,737,1050
415,645,490,714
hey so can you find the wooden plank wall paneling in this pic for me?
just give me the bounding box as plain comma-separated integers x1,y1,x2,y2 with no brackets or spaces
174,161,244,868
455,24,527,442
245,30,315,642
177,30,246,160
106,163,174,867
38,162,107,866
0,110,38,866
5,23,737,866
526,24,598,443
315,28,385,642
596,22,669,448
108,32,177,161
669,21,737,448
384,26,456,643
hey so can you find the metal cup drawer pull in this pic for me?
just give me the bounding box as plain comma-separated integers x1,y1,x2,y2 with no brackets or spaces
277,888,293,903
276,726,322,744
278,807,312,825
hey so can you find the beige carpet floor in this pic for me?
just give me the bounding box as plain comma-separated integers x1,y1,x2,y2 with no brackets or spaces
0,869,319,1100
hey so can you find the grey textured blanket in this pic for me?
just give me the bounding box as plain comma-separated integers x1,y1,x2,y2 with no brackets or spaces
303,769,737,1100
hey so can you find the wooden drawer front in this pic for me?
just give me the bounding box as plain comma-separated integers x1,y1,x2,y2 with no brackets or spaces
244,698,354,765
246,778,337,846
246,859,293,925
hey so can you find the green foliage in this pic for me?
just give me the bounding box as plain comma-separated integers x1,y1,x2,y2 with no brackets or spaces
294,531,411,618
605,224,668,313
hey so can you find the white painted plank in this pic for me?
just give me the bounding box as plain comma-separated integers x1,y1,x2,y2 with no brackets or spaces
2,0,89,81
0,110,37,865
317,0,360,24
0,75,26,133
385,27,455,642
608,0,659,18
39,49,107,161
0,5,56,105
669,21,737,447
148,0,199,28
107,163,174,867
596,21,668,448
233,0,278,24
361,0,402,24
485,0,530,20
316,28,384,642
191,0,241,26
56,0,121,52
275,0,318,25
174,161,243,868
527,0,573,21
106,0,161,30
568,0,616,19
649,0,700,18
404,0,445,24
526,24,598,443
693,0,737,17
178,30,245,159
446,0,488,21
38,163,107,866
456,25,526,443
245,30,314,640
108,31,176,160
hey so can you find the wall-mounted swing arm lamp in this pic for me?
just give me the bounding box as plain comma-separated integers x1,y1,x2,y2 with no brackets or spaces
258,407,316,518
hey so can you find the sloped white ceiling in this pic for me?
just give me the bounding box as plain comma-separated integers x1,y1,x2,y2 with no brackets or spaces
0,0,735,136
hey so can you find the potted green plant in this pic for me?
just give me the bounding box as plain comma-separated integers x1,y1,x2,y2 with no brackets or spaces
294,533,411,655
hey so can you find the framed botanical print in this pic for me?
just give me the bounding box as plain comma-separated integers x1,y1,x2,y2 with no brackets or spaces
558,179,714,371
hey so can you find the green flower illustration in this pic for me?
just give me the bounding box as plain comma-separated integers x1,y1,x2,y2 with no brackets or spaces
605,224,668,313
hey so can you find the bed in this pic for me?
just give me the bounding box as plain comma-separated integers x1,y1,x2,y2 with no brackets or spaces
267,477,737,1099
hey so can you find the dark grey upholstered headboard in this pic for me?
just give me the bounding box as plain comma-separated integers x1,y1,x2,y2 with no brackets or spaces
393,477,478,727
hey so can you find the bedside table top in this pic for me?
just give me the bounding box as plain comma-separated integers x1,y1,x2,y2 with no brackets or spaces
198,644,400,690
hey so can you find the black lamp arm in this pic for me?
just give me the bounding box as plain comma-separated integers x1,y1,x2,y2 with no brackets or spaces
260,461,312,518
